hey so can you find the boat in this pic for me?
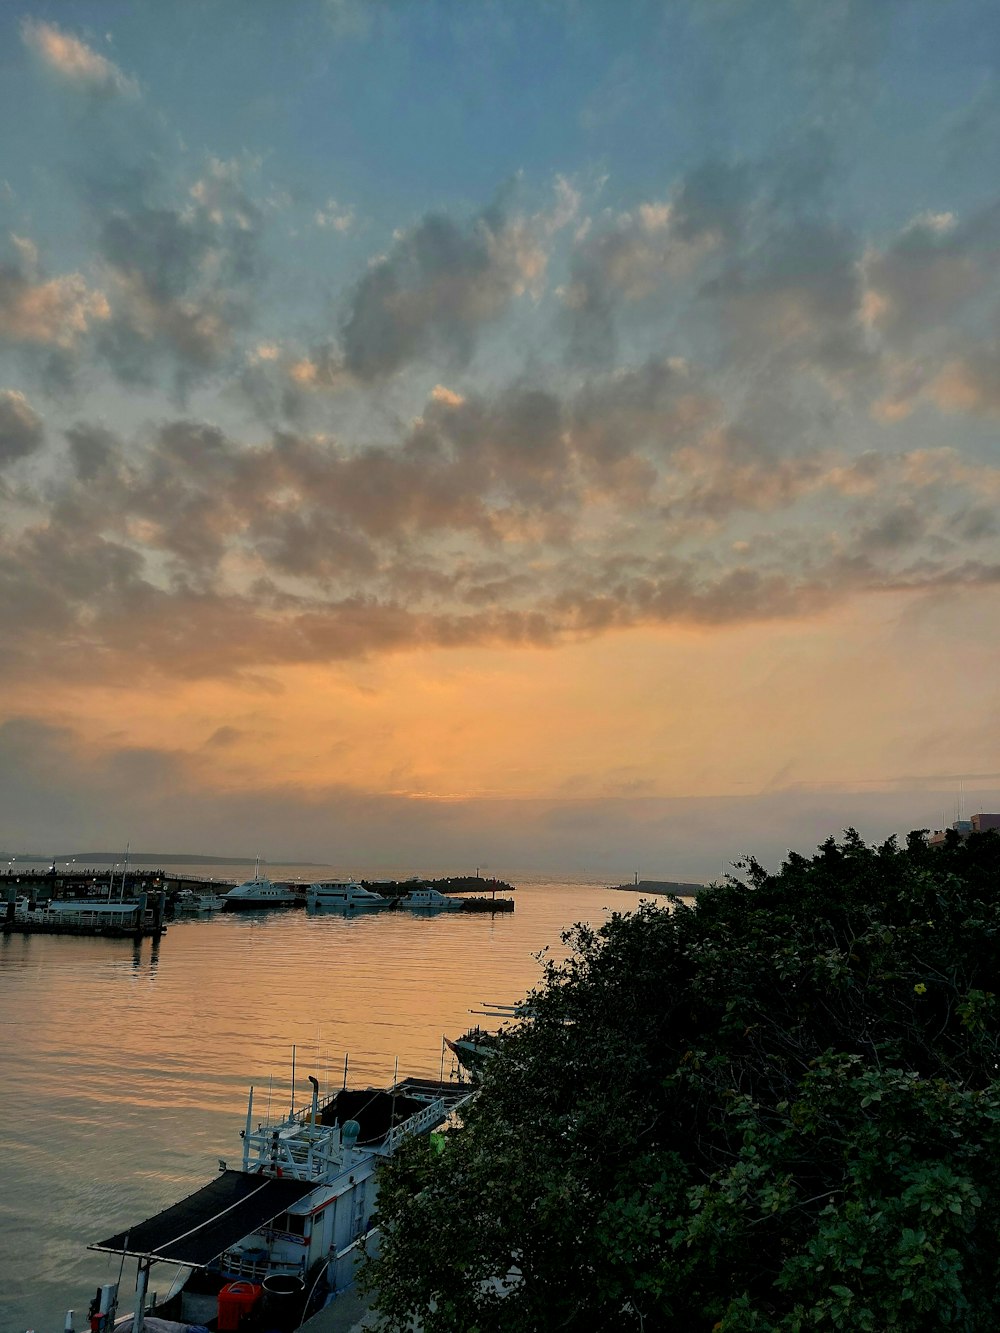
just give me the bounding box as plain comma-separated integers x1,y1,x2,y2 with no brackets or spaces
173,888,226,913
445,1026,501,1074
306,880,392,911
221,872,304,911
398,886,465,911
77,1068,472,1332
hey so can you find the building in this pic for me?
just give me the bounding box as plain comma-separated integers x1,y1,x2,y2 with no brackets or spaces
928,814,1000,847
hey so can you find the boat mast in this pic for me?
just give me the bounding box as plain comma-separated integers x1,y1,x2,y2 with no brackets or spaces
242,1086,254,1171
131,1257,149,1333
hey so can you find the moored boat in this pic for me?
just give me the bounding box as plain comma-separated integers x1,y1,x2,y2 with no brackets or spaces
221,874,304,911
77,1068,472,1331
307,880,392,911
398,886,465,911
445,1026,501,1074
173,888,226,913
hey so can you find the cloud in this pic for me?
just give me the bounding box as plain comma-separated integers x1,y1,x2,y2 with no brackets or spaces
862,207,1000,349
848,202,1000,418
0,241,109,348
92,164,263,392
929,344,1000,417
562,161,749,363
0,341,996,693
341,199,548,378
704,219,869,385
315,198,355,232
0,390,44,464
21,19,138,98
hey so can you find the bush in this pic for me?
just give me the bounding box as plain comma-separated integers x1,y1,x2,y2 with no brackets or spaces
362,829,1000,1331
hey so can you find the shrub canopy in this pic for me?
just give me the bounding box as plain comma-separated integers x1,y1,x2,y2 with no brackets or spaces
363,829,1000,1331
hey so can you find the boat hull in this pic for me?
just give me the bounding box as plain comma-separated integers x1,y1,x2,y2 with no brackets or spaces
221,897,305,911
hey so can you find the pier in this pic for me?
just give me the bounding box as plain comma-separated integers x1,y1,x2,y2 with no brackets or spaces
2,884,167,940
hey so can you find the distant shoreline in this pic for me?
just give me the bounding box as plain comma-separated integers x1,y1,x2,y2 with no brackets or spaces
608,879,705,896
1,852,316,867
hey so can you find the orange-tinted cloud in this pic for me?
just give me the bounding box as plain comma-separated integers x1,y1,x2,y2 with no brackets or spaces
21,19,138,98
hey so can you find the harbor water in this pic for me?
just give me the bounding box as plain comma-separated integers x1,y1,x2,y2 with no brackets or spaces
0,865,651,1333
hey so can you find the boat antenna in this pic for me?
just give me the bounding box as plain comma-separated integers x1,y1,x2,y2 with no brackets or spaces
290,1044,296,1118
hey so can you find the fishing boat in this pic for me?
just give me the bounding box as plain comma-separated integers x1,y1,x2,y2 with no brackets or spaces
306,881,392,911
78,1067,472,1332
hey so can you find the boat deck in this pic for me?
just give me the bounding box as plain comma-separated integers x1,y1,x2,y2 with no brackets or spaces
394,1077,474,1110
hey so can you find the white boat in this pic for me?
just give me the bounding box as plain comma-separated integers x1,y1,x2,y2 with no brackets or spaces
307,880,392,911
222,874,303,911
398,886,465,910
174,888,226,913
81,1070,471,1332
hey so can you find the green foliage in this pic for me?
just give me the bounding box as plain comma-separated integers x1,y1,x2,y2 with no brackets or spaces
361,830,1000,1330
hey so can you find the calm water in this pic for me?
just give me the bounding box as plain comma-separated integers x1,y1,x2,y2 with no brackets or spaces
0,864,645,1333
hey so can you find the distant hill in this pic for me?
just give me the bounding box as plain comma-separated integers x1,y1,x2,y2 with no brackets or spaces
608,879,705,897
4,852,315,867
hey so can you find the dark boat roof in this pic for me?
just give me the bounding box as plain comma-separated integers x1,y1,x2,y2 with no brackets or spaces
90,1170,314,1268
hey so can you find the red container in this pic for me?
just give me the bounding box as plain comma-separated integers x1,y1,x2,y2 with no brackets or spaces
218,1280,262,1331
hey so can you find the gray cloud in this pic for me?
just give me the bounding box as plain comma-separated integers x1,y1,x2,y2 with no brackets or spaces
89,164,263,396
561,160,750,364
704,219,868,381
342,200,544,378
0,390,44,464
65,422,122,483
864,206,1000,350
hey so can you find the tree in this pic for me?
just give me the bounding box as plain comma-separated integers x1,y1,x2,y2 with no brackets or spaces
361,830,1000,1331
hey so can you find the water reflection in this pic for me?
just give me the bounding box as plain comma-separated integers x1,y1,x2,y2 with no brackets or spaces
130,937,161,974
1,876,628,1333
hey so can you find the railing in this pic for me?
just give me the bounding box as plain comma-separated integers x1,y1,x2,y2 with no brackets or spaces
219,1250,304,1281
382,1097,446,1152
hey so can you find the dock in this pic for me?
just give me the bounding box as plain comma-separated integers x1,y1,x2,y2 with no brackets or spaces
2,885,167,939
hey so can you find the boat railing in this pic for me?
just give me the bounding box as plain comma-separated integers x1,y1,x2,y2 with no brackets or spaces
243,1119,346,1181
382,1096,447,1152
220,1250,304,1282
247,1088,454,1169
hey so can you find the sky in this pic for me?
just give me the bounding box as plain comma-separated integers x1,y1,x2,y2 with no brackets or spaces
2,0,1000,879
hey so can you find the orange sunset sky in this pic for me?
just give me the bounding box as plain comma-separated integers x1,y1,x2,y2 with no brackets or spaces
2,2,999,878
